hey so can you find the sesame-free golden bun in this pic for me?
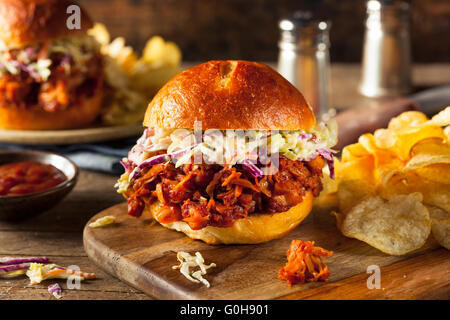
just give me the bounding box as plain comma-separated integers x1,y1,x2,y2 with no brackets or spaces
144,60,316,130
145,191,313,245
0,0,93,48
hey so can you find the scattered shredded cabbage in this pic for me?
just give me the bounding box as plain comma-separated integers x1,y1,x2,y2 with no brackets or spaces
48,283,63,299
89,215,116,228
26,263,56,285
172,252,216,288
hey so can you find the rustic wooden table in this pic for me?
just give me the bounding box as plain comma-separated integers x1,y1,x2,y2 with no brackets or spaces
1,64,449,300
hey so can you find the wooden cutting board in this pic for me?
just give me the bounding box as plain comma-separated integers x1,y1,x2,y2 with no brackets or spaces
83,202,450,300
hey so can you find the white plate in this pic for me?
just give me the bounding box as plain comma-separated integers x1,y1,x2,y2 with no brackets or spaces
0,124,143,145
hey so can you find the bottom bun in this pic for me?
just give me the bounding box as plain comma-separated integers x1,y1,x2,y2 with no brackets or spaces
146,190,313,245
0,89,104,130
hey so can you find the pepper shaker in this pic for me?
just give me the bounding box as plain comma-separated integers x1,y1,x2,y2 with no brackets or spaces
278,11,333,120
359,0,412,97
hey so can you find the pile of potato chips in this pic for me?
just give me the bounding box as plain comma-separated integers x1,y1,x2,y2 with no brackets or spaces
88,23,182,125
327,107,450,255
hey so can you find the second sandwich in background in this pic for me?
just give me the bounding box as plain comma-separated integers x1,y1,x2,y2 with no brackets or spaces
0,0,104,130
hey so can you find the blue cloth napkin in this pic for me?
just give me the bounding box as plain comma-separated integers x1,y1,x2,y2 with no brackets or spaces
0,137,138,175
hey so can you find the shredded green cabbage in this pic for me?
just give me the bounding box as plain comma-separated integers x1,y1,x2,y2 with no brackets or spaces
128,121,337,167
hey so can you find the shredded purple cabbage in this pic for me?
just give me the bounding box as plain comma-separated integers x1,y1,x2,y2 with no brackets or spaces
129,154,170,180
129,146,197,181
120,159,134,174
298,133,313,140
241,160,263,178
0,256,49,265
25,47,37,60
327,158,335,180
318,149,335,179
48,283,62,299
167,145,196,160
6,59,41,80
0,263,31,273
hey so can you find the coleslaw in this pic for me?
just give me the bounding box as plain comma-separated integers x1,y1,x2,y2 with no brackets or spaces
0,35,99,82
116,120,337,193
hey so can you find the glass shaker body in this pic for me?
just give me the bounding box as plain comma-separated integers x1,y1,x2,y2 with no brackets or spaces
278,15,332,120
359,0,411,97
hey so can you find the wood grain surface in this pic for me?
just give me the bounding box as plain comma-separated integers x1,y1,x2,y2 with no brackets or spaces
0,170,150,300
83,202,449,300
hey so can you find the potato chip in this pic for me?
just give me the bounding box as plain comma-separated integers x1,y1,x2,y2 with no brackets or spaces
142,36,166,64
374,128,397,149
341,142,372,162
388,111,429,131
428,106,450,127
394,126,446,160
106,37,138,73
358,133,404,170
164,42,182,67
336,108,450,255
88,23,110,46
86,22,183,126
380,109,448,160
357,133,377,153
406,137,450,169
142,36,182,68
340,193,431,255
409,137,448,158
431,219,450,250
405,137,450,184
412,165,450,185
444,126,450,143
427,205,450,220
427,206,450,250
338,179,376,214
338,156,377,184
331,211,344,230
380,171,450,212
130,63,181,97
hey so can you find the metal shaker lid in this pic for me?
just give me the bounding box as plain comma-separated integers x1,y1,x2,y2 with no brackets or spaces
366,0,410,31
279,11,330,49
367,0,410,13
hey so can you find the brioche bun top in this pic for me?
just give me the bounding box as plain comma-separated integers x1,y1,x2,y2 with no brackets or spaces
144,60,316,130
0,0,93,48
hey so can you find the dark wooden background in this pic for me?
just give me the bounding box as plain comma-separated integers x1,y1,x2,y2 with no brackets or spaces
79,0,449,62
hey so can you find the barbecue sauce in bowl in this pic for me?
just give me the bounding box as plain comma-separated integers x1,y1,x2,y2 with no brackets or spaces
0,161,67,196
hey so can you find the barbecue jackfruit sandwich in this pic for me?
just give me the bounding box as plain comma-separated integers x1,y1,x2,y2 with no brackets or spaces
116,60,337,244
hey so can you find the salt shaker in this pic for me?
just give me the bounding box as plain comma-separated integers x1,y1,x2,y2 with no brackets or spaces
359,0,411,97
277,11,333,120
